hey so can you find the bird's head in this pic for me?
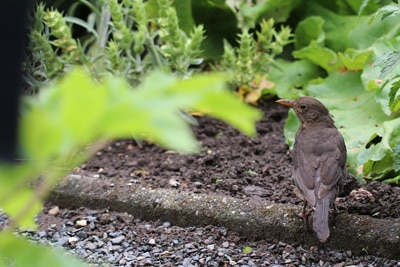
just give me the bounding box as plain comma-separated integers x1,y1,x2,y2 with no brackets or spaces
276,96,334,125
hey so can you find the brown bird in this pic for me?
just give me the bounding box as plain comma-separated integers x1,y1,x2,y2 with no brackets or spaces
276,96,347,242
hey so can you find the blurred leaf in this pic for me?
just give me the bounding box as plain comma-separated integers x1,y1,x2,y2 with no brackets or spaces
3,67,262,266
173,0,196,34
167,72,263,135
370,3,400,22
21,70,107,159
336,0,381,15
0,231,86,267
2,189,42,230
358,0,370,15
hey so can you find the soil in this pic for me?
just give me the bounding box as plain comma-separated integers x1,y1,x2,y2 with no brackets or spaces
72,99,400,221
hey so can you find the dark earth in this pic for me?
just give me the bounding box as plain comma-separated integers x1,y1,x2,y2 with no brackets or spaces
32,99,400,266
73,99,400,220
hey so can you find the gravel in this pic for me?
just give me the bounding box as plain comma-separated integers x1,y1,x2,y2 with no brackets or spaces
5,205,399,266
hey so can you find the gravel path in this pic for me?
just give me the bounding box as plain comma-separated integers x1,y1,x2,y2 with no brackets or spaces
5,205,398,266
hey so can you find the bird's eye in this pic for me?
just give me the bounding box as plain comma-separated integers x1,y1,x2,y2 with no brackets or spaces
299,104,307,110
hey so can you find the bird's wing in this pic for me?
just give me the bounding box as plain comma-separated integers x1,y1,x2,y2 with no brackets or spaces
317,130,346,200
293,127,346,204
292,130,319,205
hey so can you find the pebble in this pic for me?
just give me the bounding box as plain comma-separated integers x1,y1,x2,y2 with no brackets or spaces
48,206,60,216
76,219,87,226
110,235,125,245
3,208,398,267
68,236,79,244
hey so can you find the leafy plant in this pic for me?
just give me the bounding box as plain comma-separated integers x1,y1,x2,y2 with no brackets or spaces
216,18,293,104
277,1,400,183
1,68,262,266
24,0,206,93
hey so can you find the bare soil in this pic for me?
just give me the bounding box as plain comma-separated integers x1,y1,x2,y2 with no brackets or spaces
72,99,400,221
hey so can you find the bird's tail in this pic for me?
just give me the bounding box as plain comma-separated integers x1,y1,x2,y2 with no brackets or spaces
313,198,330,242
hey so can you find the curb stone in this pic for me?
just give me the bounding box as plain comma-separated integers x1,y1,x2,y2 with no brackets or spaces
47,174,400,259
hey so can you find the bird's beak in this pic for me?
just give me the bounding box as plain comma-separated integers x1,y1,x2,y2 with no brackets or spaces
276,99,294,108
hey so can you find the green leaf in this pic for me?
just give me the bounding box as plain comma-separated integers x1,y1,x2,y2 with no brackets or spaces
358,117,400,181
0,231,86,267
303,2,399,52
293,41,338,72
99,71,262,153
15,67,261,235
393,143,400,172
240,0,302,28
173,0,196,34
370,4,400,22
191,0,239,59
269,59,323,99
21,69,108,159
1,188,42,230
374,51,400,78
171,73,263,136
337,48,373,71
294,16,325,50
242,246,253,254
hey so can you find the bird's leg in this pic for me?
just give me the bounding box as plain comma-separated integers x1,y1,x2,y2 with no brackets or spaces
332,203,339,217
293,201,312,228
330,203,343,226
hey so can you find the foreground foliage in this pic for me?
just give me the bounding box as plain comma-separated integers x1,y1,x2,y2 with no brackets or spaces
0,69,261,266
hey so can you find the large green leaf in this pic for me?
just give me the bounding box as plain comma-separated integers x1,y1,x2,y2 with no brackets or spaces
268,59,323,99
293,41,338,72
294,16,325,50
302,2,399,52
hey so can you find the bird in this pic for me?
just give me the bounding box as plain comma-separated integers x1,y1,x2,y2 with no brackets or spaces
276,96,347,242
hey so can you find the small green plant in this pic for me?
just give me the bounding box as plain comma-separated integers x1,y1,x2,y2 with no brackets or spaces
242,246,253,254
247,169,257,176
216,18,293,104
24,0,205,93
